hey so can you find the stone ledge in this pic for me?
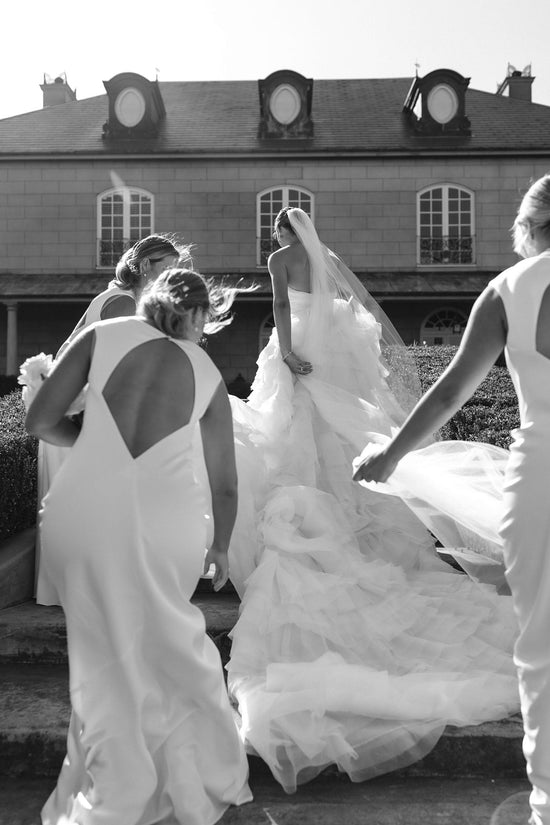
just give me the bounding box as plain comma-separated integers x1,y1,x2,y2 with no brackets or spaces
0,593,241,664
0,663,526,780
0,527,36,610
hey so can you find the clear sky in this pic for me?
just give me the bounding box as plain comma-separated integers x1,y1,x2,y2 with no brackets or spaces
2,0,549,121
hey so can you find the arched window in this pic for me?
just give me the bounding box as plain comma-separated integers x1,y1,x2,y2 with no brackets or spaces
257,186,314,266
417,184,475,265
97,187,154,268
420,307,468,346
259,312,275,352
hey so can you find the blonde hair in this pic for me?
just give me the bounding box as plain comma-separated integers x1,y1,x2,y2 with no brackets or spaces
139,268,242,338
111,235,191,290
512,174,550,257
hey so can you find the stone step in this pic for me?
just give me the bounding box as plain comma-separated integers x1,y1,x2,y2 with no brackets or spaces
0,591,239,666
0,774,533,825
0,662,526,780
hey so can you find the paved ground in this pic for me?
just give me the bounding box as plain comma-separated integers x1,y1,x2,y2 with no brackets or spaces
0,772,532,825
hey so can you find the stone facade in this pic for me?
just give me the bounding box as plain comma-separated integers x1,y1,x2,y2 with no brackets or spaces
1,68,550,382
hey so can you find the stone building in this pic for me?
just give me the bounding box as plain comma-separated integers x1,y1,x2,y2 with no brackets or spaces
1,64,549,387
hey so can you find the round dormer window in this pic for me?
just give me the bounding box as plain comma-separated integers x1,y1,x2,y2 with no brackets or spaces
269,84,301,125
426,84,459,124
114,87,146,128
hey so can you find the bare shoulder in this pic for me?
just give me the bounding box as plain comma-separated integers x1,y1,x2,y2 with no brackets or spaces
100,293,136,320
459,283,507,351
268,246,288,272
474,282,507,320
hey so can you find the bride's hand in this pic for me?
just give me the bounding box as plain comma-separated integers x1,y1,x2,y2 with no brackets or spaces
352,445,398,484
282,351,313,376
204,545,229,592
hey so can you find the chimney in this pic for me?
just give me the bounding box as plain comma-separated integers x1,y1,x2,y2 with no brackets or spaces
496,64,534,102
40,73,77,107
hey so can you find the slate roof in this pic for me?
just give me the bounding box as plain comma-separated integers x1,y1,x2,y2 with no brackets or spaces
1,77,549,157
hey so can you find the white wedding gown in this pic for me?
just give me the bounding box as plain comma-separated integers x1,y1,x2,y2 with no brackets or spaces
226,286,520,793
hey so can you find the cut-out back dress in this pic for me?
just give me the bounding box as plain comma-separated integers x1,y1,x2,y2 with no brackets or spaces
39,317,252,825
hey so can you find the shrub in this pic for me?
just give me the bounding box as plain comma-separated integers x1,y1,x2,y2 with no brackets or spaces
0,390,38,541
410,345,519,449
0,346,521,542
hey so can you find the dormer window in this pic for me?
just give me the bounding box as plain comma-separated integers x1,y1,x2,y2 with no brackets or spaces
258,70,313,139
269,84,301,125
404,69,471,136
426,84,459,125
114,87,147,128
102,72,165,139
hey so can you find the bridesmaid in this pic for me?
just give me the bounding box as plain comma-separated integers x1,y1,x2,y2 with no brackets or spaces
36,234,184,602
26,268,252,825
355,173,550,825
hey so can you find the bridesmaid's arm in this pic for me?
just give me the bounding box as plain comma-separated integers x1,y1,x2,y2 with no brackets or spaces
26,327,95,447
200,381,238,591
354,286,508,483
100,294,136,320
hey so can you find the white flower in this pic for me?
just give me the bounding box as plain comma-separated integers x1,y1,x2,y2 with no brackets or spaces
18,353,54,411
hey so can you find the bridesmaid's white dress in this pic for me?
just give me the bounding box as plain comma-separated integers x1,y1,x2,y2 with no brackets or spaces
39,317,252,825
227,287,520,793
36,285,134,603
494,252,550,825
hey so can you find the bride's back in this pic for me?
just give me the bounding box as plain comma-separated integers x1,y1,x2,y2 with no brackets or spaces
280,243,311,293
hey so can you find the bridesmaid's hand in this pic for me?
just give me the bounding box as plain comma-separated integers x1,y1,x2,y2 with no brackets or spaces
283,351,313,376
204,546,229,592
352,445,399,485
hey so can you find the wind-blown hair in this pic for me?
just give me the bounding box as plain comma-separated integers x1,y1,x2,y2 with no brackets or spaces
512,173,550,258
139,268,247,338
111,235,191,291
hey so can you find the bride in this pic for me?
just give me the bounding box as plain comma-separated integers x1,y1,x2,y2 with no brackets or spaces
225,207,520,793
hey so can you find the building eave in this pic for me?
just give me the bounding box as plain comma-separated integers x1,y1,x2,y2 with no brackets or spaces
0,270,497,302
0,148,549,163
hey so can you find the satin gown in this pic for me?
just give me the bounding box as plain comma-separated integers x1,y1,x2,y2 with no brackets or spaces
39,317,252,825
36,285,135,603
227,287,520,793
493,251,550,825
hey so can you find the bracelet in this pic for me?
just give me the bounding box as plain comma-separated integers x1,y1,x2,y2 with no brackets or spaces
282,351,293,362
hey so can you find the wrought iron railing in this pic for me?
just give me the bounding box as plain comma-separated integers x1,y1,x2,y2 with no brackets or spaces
258,237,278,267
97,238,131,268
418,235,475,265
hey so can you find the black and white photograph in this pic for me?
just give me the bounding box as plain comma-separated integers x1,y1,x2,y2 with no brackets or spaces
1,1,550,823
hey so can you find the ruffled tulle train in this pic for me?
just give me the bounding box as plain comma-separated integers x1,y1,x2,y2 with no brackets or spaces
226,291,519,792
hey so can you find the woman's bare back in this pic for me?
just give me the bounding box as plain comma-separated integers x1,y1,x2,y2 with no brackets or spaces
102,337,195,458
277,243,311,293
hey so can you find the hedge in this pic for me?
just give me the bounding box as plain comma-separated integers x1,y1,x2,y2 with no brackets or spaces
409,345,519,449
0,346,520,542
0,390,38,542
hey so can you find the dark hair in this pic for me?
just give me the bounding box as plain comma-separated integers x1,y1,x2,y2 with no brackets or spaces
139,267,241,338
111,235,189,291
273,207,296,237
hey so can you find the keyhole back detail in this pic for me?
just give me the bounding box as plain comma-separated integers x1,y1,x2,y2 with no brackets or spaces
102,338,195,459
535,284,550,360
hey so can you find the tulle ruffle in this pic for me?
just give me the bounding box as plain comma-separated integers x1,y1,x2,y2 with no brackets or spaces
227,291,519,792
227,484,518,792
353,438,511,589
